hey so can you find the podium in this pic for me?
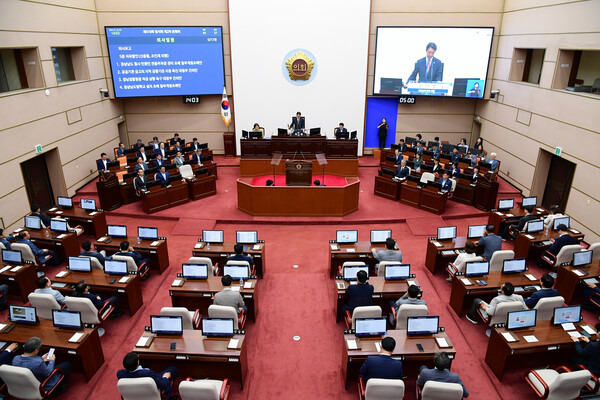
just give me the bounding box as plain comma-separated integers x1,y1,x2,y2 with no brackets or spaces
286,160,312,186
473,175,499,211
96,173,123,210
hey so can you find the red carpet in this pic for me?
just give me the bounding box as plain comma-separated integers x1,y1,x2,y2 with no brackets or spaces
406,216,446,236
250,174,347,187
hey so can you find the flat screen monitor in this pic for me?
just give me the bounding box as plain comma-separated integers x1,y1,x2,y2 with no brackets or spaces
337,131,349,139
467,225,486,239
68,256,92,272
355,317,387,337
552,305,582,325
202,230,224,243
241,130,249,138
52,310,83,330
182,263,208,279
572,250,593,267
309,127,321,136
223,265,250,280
336,230,358,244
498,198,514,211
57,196,73,208
138,226,158,240
24,216,41,230
2,249,22,264
407,316,439,336
384,264,411,280
105,26,225,98
107,224,127,238
553,216,570,230
104,259,128,275
465,261,489,277
437,226,457,240
502,258,527,274
80,198,96,211
370,230,392,243
506,310,537,330
9,305,37,325
50,219,68,233
522,196,537,207
373,27,494,97
527,220,544,234
236,231,258,244
202,317,235,337
150,315,183,335
343,265,369,281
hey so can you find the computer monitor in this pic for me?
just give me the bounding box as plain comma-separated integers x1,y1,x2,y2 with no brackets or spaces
107,224,127,238
50,219,68,233
202,230,224,243
407,316,439,336
465,261,489,277
350,131,357,140
370,230,392,243
467,225,486,239
572,250,593,267
52,310,83,330
552,305,582,325
9,305,38,325
236,231,258,244
249,131,262,139
104,259,128,275
522,196,537,208
502,258,527,274
277,128,288,136
384,264,411,280
138,226,158,240
241,130,249,138
57,196,73,208
506,310,537,330
527,220,544,234
80,198,96,211
355,317,387,337
437,226,457,240
343,265,369,281
223,265,250,280
182,263,208,279
68,256,92,272
337,131,349,139
2,249,22,264
150,315,183,335
336,230,358,244
24,216,41,230
202,317,235,337
498,198,514,211
553,216,570,230
309,127,321,136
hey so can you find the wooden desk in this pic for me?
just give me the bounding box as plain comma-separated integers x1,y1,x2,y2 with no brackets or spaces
374,175,399,201
0,319,104,381
0,262,38,302
134,331,247,389
192,242,266,278
46,208,108,239
239,158,358,178
556,260,600,304
52,269,143,316
240,137,358,159
97,173,123,211
187,174,217,201
424,237,471,275
342,329,455,388
169,277,258,322
95,237,170,274
329,242,388,278
141,180,190,214
24,228,79,260
487,207,549,236
398,181,448,215
452,178,477,205
449,270,538,316
514,228,585,260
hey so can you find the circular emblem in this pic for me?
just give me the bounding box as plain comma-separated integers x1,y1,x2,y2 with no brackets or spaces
296,164,302,170
221,100,229,110
282,49,317,86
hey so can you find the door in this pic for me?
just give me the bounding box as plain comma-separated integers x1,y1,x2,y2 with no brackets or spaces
21,154,54,211
118,121,128,147
542,155,575,212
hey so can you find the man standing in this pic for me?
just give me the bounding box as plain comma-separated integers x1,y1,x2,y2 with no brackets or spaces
359,336,403,381
417,352,469,397
407,42,444,83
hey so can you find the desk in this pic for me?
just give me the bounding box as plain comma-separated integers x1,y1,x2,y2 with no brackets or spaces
399,181,448,215
46,208,107,239
142,180,190,214
192,242,266,278
514,228,585,260
95,238,170,274
487,207,549,236
374,175,399,201
449,270,538,316
97,173,123,211
24,228,79,260
425,237,471,275
134,331,247,389
188,174,217,201
239,158,358,178
0,262,37,302
556,260,600,304
169,277,258,322
342,329,455,388
52,269,143,316
240,137,358,159
329,242,390,278
0,319,103,381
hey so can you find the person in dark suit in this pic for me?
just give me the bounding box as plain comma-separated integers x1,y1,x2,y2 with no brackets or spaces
190,138,202,151
417,352,469,397
342,270,374,314
437,171,452,192
117,142,126,156
570,323,600,376
477,225,502,261
547,224,578,255
450,163,460,178
169,133,184,147
407,42,444,83
334,123,347,138
524,274,558,308
504,206,538,239
359,336,403,382
132,139,144,150
414,141,424,155
450,147,461,164
80,240,105,267
73,280,123,319
96,153,110,171
431,158,442,174
377,118,388,149
17,230,61,265
29,204,51,227
395,159,409,180
471,166,482,183
115,241,151,268
137,146,148,163
397,139,407,153
431,143,441,159
192,149,204,166
134,169,148,191
155,166,170,183
228,243,255,268
117,352,177,400
150,136,160,150
0,228,16,250
134,157,148,172
393,149,403,165
172,142,183,153
153,154,165,168
468,82,481,97
0,342,18,373
154,142,167,159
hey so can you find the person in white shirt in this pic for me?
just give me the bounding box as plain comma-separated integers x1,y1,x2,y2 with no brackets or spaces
34,276,66,306
447,241,479,281
466,282,526,324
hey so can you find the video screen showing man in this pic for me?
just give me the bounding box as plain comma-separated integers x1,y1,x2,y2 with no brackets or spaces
407,42,444,83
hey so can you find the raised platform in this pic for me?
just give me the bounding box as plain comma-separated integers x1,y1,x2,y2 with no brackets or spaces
240,158,358,177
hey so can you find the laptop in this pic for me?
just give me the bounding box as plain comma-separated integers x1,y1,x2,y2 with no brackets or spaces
502,258,527,274
68,256,92,272
370,230,392,244
465,261,489,277
202,318,235,337
343,265,369,281
202,230,224,244
182,263,208,280
552,305,581,325
407,316,439,336
355,317,387,337
336,230,358,244
437,226,457,240
150,315,183,335
384,264,411,280
467,225,486,239
506,309,537,330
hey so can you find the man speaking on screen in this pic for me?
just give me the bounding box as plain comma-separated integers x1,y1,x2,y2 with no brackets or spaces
406,42,444,83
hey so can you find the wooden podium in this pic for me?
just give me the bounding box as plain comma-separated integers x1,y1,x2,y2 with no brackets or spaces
286,160,312,186
96,173,123,211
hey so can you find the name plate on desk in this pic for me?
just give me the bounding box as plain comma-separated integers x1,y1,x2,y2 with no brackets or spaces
56,270,69,278
10,266,22,272
460,278,473,286
0,266,12,274
176,355,189,360
228,357,239,362
68,332,87,343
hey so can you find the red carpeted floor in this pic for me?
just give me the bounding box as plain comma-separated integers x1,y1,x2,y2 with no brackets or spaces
8,157,593,399
250,174,347,187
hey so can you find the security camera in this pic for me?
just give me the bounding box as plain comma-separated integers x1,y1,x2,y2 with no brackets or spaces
490,89,500,99
99,88,109,98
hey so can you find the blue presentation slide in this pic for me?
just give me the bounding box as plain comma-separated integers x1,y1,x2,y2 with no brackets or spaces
105,27,225,98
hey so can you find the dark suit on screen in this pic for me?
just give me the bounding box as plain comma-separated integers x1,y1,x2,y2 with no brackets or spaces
408,57,443,82
343,283,374,314
359,354,403,382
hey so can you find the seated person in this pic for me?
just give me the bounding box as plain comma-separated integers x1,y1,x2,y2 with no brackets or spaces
12,337,71,394
395,159,410,180
155,142,167,159
447,241,479,281
449,163,460,178
570,323,600,376
0,284,8,311
134,157,148,172
313,180,325,187
133,139,145,150
0,342,18,370
417,352,469,398
153,154,165,168
359,336,403,382
17,230,60,266
397,139,407,153
169,132,183,147
414,141,424,155
150,136,160,150
172,142,183,153
433,136,442,148
543,205,563,228
80,240,105,266
73,280,123,319
173,151,185,168
466,282,526,324
251,123,264,137
437,171,452,192
431,158,442,174
413,153,423,172
546,224,578,256
431,143,441,159
471,166,481,183
136,146,148,162
117,352,177,400
34,276,66,306
213,275,246,315
468,151,478,167
372,237,402,263
134,169,149,191
265,179,274,186
155,166,170,183
390,285,426,323
117,142,126,156
583,281,600,311
96,153,111,171
115,241,151,268
393,148,403,165
0,228,16,250
502,206,537,239
227,243,255,269
334,122,347,138
29,204,51,227
477,224,502,261
524,274,558,309
342,270,374,315
486,152,499,170
450,147,461,164
190,137,202,151
192,149,204,166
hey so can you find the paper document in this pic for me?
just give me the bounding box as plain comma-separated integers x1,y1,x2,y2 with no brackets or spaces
150,241,160,247
506,213,514,217
244,281,253,289
346,248,355,253
228,338,240,349
330,244,339,251
135,336,151,347
495,212,503,216
561,323,576,331
346,339,358,350
460,278,472,286
432,241,442,247
49,207,58,211
57,234,66,239
436,337,450,347
0,266,12,274
407,280,416,287
568,331,583,338
581,325,597,335
118,276,130,284
524,234,533,239
68,332,84,343
194,243,203,249
231,286,241,292
89,211,98,216
56,270,68,278
172,279,183,287
97,237,106,242
525,274,537,281
573,270,585,277
524,335,538,343
0,324,7,331
501,332,517,342
55,211,63,214
10,266,21,272
375,342,381,352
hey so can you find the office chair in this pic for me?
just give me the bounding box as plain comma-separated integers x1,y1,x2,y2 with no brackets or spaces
208,305,246,330
65,296,115,336
447,179,457,198
338,261,367,276
179,164,194,180
418,381,464,400
117,377,163,400
392,304,428,330
111,254,150,280
488,250,515,272
358,377,405,400
0,364,66,399
376,261,398,277
225,260,256,277
28,293,64,320
179,378,230,400
188,256,219,276
12,243,50,267
420,172,435,184
447,255,484,278
588,242,600,261
525,366,592,400
533,296,565,321
345,306,382,330
160,307,201,330
477,301,524,337
540,245,583,271
80,255,104,270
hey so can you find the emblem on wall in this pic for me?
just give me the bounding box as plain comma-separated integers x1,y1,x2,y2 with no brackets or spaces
282,49,317,86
